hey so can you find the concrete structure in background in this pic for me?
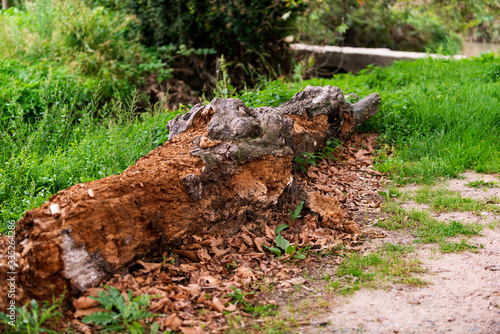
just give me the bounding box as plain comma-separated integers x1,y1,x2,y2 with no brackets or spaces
291,43,467,74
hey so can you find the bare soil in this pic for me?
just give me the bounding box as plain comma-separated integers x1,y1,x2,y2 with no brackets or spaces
282,171,500,334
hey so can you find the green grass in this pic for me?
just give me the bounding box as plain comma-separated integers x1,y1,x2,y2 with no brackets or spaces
240,52,500,185
0,1,169,109
466,180,498,188
226,313,296,334
439,239,479,253
378,201,483,252
412,187,498,213
0,74,179,232
324,243,425,295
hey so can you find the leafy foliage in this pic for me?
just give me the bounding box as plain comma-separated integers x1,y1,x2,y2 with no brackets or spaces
294,152,318,173
225,287,278,316
265,221,307,259
116,0,306,57
287,201,304,223
93,0,308,89
297,0,500,51
296,0,460,52
293,139,343,172
82,287,158,334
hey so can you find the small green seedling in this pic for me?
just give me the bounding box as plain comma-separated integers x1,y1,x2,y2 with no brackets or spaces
82,287,157,334
288,201,304,223
294,152,317,172
226,287,253,306
225,287,278,316
264,223,307,259
0,297,63,334
378,189,400,200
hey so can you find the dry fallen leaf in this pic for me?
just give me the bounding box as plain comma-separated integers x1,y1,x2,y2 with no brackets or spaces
180,326,204,334
253,237,269,252
211,297,225,312
73,296,100,310
235,266,256,281
136,260,162,273
73,307,105,319
264,224,275,240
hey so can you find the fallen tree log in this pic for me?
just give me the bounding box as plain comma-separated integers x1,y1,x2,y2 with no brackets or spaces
10,85,380,303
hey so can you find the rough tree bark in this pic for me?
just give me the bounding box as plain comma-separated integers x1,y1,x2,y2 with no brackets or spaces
10,86,380,303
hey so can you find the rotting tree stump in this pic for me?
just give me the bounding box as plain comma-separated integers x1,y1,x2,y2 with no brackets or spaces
9,86,380,303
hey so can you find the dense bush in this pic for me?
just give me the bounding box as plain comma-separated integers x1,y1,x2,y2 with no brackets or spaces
96,0,308,88
296,0,500,51
296,0,460,52
120,0,305,55
432,0,500,43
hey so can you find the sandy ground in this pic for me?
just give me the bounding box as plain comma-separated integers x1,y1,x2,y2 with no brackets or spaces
298,171,500,334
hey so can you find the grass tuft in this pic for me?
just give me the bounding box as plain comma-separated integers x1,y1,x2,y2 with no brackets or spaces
324,243,426,295
379,201,483,251
412,187,498,213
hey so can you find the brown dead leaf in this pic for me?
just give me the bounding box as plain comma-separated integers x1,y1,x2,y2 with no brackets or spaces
73,307,106,318
136,260,162,273
173,249,199,261
162,314,182,330
197,293,207,304
253,237,269,252
235,266,256,281
76,323,92,334
84,287,105,297
225,303,237,312
211,246,228,257
150,297,172,313
211,297,225,312
73,296,100,310
197,248,212,262
180,326,204,334
199,276,218,286
264,224,275,240
240,233,253,246
344,221,361,235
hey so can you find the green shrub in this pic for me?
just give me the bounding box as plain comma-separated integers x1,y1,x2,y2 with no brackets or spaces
0,298,63,333
296,0,460,52
430,0,500,43
93,0,308,89
119,0,306,57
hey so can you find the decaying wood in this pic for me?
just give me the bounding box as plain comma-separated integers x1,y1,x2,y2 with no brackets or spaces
9,86,380,303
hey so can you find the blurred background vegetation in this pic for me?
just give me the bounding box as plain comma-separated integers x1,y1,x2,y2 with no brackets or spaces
0,0,499,230
296,0,499,51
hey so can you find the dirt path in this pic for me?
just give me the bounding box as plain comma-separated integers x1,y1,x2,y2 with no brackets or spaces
288,172,500,333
